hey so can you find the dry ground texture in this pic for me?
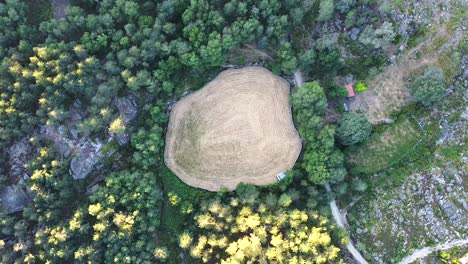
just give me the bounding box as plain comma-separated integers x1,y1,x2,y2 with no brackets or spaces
351,30,442,123
350,0,465,124
165,66,302,191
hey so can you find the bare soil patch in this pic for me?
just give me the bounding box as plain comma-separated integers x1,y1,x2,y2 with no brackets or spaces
165,67,302,191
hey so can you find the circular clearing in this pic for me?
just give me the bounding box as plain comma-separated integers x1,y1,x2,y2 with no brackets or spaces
164,66,302,191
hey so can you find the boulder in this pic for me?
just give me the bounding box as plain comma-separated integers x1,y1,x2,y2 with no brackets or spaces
114,96,137,124
350,27,360,41
69,140,103,180
0,186,29,214
8,138,34,179
114,96,138,146
461,107,468,121
383,118,394,124
116,133,130,145
40,125,73,158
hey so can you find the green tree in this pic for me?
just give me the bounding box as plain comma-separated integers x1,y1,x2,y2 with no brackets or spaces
336,0,356,13
276,42,297,74
291,82,347,184
336,112,372,145
317,0,335,22
407,66,445,106
85,170,163,263
131,106,167,169
359,22,396,49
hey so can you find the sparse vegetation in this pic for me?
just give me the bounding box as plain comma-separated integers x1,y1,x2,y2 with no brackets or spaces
346,118,423,175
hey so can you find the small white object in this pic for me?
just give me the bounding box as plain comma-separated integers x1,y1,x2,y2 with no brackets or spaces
277,172,286,181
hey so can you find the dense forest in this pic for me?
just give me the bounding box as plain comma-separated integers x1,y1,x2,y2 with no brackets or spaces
1,0,462,263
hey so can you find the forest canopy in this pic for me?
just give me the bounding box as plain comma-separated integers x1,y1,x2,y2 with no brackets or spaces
0,0,413,263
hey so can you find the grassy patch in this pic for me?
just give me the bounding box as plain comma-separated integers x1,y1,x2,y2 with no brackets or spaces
159,167,213,208
447,0,467,34
436,144,466,164
437,50,462,82
158,203,185,263
407,26,429,49
433,35,449,50
346,118,423,175
157,168,213,263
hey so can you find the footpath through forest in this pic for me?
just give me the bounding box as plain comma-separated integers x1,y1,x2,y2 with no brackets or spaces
325,184,369,264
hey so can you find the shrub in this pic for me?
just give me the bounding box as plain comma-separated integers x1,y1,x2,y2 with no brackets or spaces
109,117,125,134
317,0,334,22
336,112,372,145
355,82,367,93
407,66,445,106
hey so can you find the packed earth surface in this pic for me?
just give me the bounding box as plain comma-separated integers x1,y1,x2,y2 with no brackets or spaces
165,67,302,191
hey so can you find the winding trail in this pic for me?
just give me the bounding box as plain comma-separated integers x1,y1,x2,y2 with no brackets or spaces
294,70,370,264
293,71,304,87
325,184,370,264
398,239,468,264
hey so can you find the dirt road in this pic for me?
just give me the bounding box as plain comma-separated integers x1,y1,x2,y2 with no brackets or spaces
325,184,370,264
294,70,304,87
399,239,468,264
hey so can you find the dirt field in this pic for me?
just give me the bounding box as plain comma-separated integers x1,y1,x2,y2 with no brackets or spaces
164,67,302,191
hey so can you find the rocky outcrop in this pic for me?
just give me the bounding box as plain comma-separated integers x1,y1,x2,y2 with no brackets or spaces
69,140,103,180
37,96,138,180
8,138,35,180
349,160,468,263
40,125,74,158
0,186,30,214
114,96,138,145
51,0,69,19
41,125,104,180
115,96,137,123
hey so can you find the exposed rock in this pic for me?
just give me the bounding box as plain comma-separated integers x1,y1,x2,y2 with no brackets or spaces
349,161,468,263
350,28,360,41
0,186,30,214
40,125,73,158
8,138,35,180
58,125,67,136
461,107,468,120
114,96,137,124
113,96,138,146
116,133,130,145
70,100,85,122
51,0,69,19
383,118,394,124
69,140,103,180
69,127,79,139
